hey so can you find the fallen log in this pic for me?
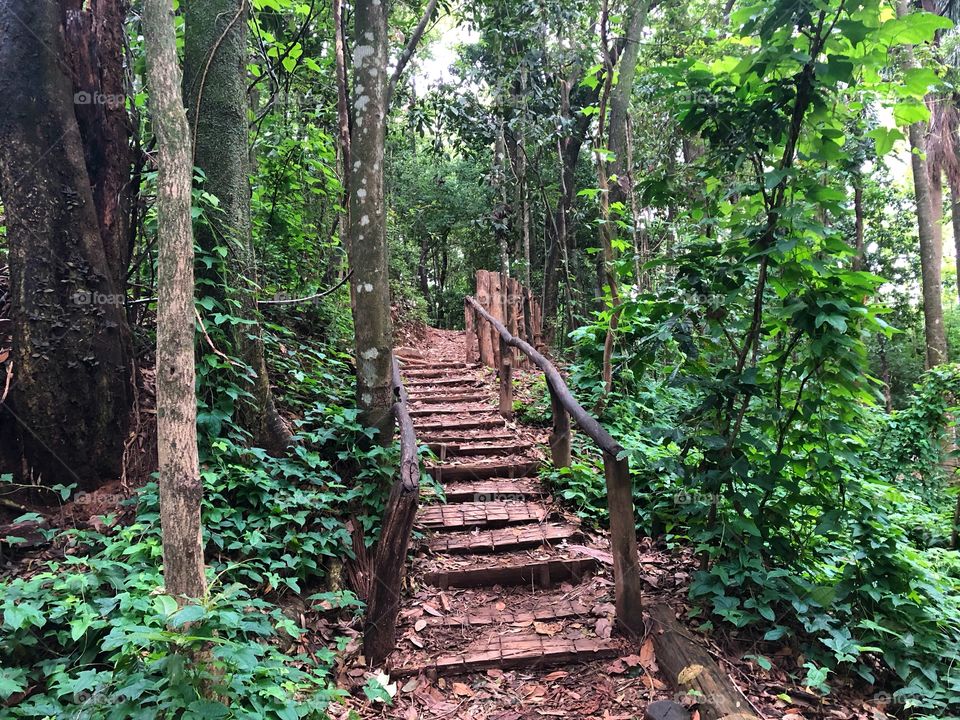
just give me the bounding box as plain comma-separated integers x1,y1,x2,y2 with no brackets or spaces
648,604,762,720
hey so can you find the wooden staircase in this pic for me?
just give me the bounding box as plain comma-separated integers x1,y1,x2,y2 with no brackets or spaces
390,354,631,677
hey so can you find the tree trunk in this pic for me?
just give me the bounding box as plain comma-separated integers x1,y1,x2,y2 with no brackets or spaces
543,78,595,346
898,0,947,368
334,0,352,284
62,0,134,288
0,0,132,490
853,180,865,271
184,0,291,452
952,180,960,301
143,0,207,602
348,0,396,441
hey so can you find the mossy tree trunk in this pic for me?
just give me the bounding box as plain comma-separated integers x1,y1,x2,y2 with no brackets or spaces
184,0,291,452
0,0,132,490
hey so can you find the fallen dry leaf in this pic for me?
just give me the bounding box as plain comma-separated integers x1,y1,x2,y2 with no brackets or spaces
414,619,427,632
452,682,474,697
534,621,562,636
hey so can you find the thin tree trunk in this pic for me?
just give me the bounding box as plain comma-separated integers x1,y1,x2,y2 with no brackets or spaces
143,0,207,602
0,0,132,489
853,180,865,271
348,0,395,441
334,0,351,278
184,0,291,452
898,0,947,367
951,180,960,301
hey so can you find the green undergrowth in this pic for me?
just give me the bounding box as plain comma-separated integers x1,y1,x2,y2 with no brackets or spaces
540,356,960,718
0,296,391,719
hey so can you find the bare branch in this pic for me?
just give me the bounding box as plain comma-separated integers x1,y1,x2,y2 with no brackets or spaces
386,0,439,106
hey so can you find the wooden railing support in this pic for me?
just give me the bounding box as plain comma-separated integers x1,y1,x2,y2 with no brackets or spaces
465,296,644,637
548,382,571,469
465,299,479,364
498,336,513,420
363,358,420,666
603,451,643,636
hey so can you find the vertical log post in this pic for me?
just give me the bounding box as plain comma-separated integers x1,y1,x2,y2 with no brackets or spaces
548,382,571,469
477,271,494,367
603,451,643,636
489,272,504,369
498,335,513,420
465,299,478,364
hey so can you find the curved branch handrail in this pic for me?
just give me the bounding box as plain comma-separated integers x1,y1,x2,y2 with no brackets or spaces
466,294,643,636
466,296,623,457
363,356,420,665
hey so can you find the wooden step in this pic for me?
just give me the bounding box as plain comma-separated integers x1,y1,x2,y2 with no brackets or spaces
393,633,621,677
409,393,488,405
404,377,483,389
426,442,535,458
413,597,592,627
399,360,472,370
425,522,582,554
427,461,540,481
417,501,547,531
423,479,544,502
402,368,475,379
409,405,492,419
414,418,507,433
422,556,599,589
417,432,516,445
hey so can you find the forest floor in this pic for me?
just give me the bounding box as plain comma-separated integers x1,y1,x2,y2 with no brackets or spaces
327,328,891,720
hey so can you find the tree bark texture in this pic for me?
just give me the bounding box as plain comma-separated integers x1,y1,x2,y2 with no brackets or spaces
348,0,396,441
0,0,132,489
184,0,291,452
143,0,207,601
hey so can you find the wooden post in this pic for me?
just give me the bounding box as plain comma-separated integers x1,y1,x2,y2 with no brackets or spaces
489,271,504,369
498,336,513,420
548,382,571,469
476,271,494,368
465,299,478,364
603,451,643,637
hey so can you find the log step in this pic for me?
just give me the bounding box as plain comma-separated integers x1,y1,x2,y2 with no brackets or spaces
417,432,517,445
426,442,535,458
423,479,544,502
412,598,592,626
392,633,622,677
424,522,581,554
417,501,547,531
404,378,483,389
409,405,492,418
402,368,475,379
427,461,540,481
414,418,507,433
422,556,599,589
409,393,488,405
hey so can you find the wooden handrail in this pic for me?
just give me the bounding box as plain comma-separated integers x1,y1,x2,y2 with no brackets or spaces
467,297,621,455
363,356,420,666
466,295,643,636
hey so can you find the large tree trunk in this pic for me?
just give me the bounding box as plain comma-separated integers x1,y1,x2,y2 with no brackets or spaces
184,0,291,452
348,0,396,441
62,0,134,288
0,0,132,490
144,0,207,602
